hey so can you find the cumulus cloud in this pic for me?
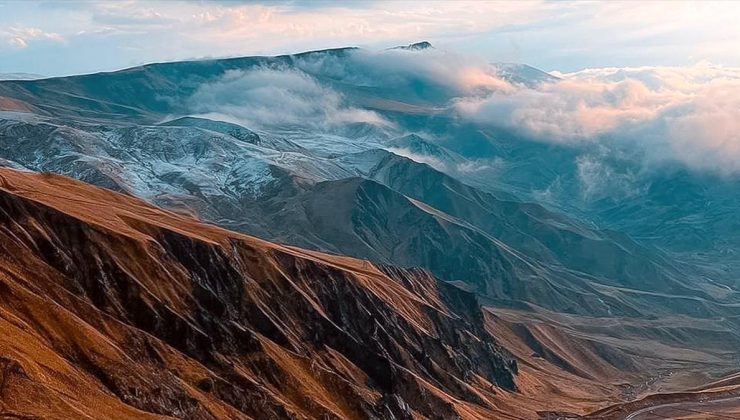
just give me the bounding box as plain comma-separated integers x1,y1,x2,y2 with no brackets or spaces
2,26,64,49
188,66,392,131
455,62,740,175
656,80,740,174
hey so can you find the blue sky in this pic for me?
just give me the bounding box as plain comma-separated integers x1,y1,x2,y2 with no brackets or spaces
1,1,739,76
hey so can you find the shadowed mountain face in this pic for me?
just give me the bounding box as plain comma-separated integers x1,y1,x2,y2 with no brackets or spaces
1,46,739,417
0,167,522,419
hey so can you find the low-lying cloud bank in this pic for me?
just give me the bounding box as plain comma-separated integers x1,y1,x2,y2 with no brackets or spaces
455,61,740,175
188,66,392,131
186,47,507,133
188,46,740,176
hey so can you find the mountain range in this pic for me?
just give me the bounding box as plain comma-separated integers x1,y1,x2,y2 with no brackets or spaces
0,43,739,418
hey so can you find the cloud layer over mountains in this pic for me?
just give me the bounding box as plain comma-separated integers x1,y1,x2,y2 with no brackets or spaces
189,67,391,130
457,61,740,175
185,47,740,176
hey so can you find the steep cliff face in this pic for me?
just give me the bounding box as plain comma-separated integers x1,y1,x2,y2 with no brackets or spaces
0,167,518,419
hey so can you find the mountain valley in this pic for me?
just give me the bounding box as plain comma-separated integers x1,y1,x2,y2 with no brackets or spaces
0,43,739,418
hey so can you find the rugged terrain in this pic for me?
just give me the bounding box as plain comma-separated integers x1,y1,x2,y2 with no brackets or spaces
1,166,681,419
0,44,739,418
0,167,522,419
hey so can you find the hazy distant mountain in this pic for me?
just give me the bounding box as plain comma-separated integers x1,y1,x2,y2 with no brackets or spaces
0,72,45,80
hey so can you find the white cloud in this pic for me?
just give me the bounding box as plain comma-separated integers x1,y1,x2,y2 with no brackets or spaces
2,26,64,49
186,47,517,133
3,1,740,77
295,47,516,99
188,49,740,176
174,1,545,49
188,67,392,131
455,62,740,175
7,37,27,49
385,147,446,171
575,154,646,202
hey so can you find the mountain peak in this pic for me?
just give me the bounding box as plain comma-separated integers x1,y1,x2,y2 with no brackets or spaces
491,62,559,87
391,41,433,51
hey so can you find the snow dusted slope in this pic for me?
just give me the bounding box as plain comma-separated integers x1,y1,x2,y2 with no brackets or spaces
0,116,355,208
